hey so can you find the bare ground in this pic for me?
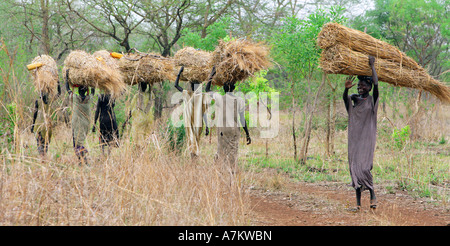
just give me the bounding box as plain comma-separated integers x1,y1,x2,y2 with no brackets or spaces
248,173,449,226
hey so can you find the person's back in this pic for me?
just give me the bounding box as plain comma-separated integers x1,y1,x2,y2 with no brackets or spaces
94,94,119,150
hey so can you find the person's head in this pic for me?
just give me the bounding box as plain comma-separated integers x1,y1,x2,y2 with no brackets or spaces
223,82,235,93
190,81,201,91
78,85,89,100
138,82,147,93
357,76,373,96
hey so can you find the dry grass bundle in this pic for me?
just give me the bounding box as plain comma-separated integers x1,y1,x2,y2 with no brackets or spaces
28,55,58,96
317,22,420,70
174,47,212,83
210,39,271,86
118,52,176,85
63,50,126,98
320,44,450,103
93,50,120,70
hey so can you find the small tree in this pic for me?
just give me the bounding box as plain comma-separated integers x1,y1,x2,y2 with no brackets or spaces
271,6,346,163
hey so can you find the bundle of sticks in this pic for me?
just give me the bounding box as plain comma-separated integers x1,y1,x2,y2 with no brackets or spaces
318,22,450,104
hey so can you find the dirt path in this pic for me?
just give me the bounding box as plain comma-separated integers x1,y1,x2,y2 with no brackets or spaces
249,179,449,226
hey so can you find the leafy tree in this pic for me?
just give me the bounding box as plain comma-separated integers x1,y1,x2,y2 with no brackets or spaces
352,0,449,79
271,6,347,163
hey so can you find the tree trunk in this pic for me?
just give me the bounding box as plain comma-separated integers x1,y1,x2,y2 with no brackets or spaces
291,79,297,161
299,73,326,164
40,0,50,55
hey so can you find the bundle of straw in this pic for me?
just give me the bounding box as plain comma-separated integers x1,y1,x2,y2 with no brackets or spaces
210,39,271,86
118,52,176,85
93,50,120,70
318,22,450,104
174,47,212,83
63,50,126,98
320,44,450,103
317,22,420,70
28,55,59,96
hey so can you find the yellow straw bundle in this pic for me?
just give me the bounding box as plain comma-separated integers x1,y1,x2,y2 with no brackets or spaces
28,55,59,96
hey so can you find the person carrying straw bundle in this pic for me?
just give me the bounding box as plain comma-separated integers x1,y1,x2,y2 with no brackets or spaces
174,66,210,159
92,93,119,155
343,55,379,211
28,55,61,157
91,50,121,154
205,66,251,186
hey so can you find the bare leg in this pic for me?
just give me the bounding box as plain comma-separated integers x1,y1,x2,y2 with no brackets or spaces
369,188,377,209
355,187,362,210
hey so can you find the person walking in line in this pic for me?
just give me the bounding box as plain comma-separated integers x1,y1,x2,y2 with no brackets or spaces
66,69,95,165
92,93,119,155
174,66,210,159
205,66,251,185
31,83,61,157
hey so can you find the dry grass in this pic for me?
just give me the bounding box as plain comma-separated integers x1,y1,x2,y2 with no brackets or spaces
174,47,212,83
318,23,450,104
0,121,250,225
92,50,120,70
63,50,126,98
118,52,176,85
28,55,58,96
210,39,271,86
320,44,450,103
317,22,420,70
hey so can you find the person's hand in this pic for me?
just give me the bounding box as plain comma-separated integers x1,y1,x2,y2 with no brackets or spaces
345,75,356,89
368,55,375,67
246,134,251,145
205,127,209,136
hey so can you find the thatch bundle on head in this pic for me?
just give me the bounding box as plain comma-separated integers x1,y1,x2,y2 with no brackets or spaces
320,44,450,103
317,22,420,70
28,55,58,96
174,47,212,83
210,39,271,86
118,52,176,85
63,50,126,98
318,22,450,104
93,50,120,70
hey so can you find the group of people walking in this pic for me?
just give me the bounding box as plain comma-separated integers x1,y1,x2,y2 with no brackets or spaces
30,54,379,211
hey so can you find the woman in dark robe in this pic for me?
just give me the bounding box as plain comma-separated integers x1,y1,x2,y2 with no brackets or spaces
92,93,119,155
343,55,379,211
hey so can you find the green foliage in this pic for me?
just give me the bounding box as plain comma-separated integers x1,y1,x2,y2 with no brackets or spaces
166,118,185,154
270,6,347,106
179,17,231,51
438,136,447,145
0,102,17,150
352,0,449,79
236,70,277,100
391,125,411,149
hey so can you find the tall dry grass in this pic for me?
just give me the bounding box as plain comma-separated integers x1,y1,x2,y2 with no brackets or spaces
0,122,251,225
